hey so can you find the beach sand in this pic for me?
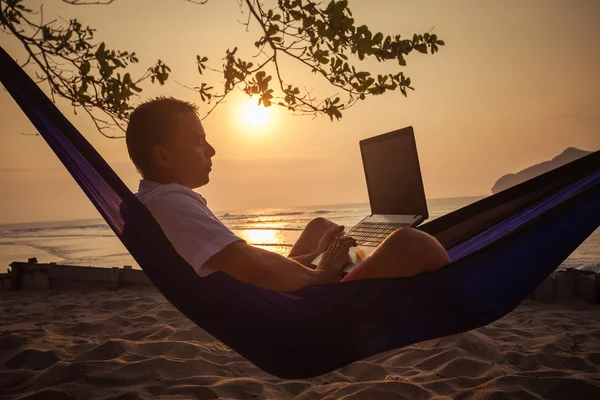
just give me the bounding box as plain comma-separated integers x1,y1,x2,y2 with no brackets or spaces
1,288,600,400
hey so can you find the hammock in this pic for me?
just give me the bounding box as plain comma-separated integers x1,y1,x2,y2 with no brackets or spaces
1,47,599,379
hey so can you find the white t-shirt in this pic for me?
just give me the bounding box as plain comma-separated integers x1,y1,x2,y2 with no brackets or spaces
135,179,243,277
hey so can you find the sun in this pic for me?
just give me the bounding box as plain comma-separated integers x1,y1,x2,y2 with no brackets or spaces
239,98,274,132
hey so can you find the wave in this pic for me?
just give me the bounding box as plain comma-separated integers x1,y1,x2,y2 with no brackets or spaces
219,210,337,220
11,241,71,260
219,211,306,220
0,233,116,240
0,223,109,236
228,226,304,231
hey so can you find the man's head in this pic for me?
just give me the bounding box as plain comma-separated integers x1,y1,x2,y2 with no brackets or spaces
126,96,215,189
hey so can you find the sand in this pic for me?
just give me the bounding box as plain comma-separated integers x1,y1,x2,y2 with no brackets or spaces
1,288,600,400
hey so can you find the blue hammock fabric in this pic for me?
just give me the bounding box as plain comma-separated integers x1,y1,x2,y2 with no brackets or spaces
2,47,599,379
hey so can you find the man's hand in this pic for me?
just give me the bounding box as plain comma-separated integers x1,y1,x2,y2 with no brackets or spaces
317,224,346,254
316,236,357,280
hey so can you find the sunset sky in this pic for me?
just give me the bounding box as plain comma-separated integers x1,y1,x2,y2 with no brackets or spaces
1,0,599,224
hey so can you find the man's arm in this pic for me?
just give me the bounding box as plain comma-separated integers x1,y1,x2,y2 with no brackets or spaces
204,241,338,292
290,250,321,268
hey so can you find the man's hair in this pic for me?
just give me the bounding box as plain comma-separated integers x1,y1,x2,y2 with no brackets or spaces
126,96,198,177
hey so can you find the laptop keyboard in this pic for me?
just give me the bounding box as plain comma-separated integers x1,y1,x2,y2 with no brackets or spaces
347,221,410,247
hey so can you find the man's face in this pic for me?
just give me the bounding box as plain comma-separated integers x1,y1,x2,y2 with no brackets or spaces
161,112,215,189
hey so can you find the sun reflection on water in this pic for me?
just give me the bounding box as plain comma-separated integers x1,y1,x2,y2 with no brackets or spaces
236,229,292,256
240,229,280,245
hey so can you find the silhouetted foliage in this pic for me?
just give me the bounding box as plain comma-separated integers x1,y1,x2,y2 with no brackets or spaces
0,0,444,137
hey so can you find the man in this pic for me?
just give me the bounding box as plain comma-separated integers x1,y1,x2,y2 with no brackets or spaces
128,97,450,292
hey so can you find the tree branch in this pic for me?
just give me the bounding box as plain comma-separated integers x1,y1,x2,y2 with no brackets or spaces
1,0,445,135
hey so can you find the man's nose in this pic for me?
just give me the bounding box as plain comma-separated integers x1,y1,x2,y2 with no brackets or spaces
206,142,216,157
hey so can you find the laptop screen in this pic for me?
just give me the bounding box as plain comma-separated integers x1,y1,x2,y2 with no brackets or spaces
360,127,429,218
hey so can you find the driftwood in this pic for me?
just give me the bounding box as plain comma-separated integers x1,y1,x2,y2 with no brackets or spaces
2,260,153,291
1,260,598,304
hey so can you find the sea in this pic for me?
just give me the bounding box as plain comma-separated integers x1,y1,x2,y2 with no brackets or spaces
1,196,599,273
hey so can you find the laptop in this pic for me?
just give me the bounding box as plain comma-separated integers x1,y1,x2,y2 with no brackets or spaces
311,126,429,274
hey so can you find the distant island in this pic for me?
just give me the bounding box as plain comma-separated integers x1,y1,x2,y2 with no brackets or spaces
491,147,593,194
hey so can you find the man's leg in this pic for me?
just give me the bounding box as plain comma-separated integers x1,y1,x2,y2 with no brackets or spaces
341,228,450,282
288,217,337,258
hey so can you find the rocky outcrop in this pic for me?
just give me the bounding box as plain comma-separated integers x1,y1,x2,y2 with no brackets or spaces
491,147,593,194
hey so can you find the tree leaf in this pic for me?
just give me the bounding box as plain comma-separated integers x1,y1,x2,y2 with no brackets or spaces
414,43,427,54
81,60,90,75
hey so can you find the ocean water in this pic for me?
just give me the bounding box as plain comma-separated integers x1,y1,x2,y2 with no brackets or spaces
0,196,598,273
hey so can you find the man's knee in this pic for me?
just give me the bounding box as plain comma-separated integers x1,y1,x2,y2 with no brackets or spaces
385,228,449,271
384,227,421,247
305,217,336,232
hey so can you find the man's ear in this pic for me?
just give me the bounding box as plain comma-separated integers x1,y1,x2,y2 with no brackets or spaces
151,145,171,170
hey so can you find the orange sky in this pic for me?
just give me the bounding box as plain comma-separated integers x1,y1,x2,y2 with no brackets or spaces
1,0,599,224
